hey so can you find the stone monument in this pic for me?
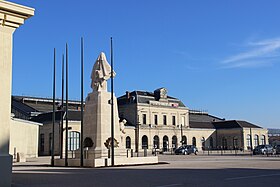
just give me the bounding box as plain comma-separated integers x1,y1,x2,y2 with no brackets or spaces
0,1,34,187
83,52,126,160
55,52,158,167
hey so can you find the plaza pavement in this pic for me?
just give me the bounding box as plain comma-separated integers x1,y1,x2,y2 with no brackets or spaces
12,154,280,187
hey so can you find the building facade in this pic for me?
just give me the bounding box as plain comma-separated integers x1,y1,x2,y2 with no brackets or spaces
11,87,268,156
118,88,268,152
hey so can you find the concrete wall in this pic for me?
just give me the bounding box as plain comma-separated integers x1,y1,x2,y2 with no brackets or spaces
39,120,81,156
10,118,40,159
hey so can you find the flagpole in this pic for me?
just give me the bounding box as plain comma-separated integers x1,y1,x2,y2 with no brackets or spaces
51,48,56,166
110,37,114,166
65,43,69,167
80,37,84,167
60,54,64,159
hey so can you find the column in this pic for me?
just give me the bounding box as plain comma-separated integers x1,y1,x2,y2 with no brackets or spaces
0,1,34,187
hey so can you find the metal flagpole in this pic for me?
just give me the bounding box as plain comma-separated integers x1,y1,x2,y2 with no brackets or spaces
65,43,69,167
60,54,64,159
80,37,84,167
51,48,56,166
110,37,114,166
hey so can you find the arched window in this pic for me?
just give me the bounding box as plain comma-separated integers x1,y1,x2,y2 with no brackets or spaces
153,135,160,149
209,137,213,148
68,131,80,151
182,136,187,146
222,137,227,149
172,136,177,149
254,134,259,147
142,135,148,149
260,135,266,145
246,134,251,150
163,136,169,152
192,137,196,146
233,137,238,148
126,136,131,149
201,137,205,150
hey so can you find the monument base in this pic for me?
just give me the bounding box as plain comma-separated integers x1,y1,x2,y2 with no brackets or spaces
0,155,12,187
54,156,158,168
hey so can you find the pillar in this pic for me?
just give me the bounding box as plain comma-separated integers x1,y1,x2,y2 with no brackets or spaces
0,1,34,187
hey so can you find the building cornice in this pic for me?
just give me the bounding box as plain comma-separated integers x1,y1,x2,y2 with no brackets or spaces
0,1,34,28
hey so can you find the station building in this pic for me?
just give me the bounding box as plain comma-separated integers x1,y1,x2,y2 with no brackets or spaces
11,87,268,156
118,88,268,153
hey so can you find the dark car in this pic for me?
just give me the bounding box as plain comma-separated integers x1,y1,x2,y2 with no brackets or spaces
253,145,275,155
274,145,280,154
174,145,198,155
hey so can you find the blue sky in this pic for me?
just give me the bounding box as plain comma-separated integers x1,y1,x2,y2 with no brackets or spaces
11,0,280,128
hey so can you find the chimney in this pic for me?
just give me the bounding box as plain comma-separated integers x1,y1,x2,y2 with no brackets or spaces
126,91,130,100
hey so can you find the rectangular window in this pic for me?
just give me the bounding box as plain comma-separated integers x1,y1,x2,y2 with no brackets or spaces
163,115,167,125
154,115,158,125
49,133,53,155
40,134,44,153
142,114,147,124
172,116,176,126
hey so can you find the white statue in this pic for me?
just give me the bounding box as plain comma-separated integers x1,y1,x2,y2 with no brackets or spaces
119,119,126,134
91,52,116,91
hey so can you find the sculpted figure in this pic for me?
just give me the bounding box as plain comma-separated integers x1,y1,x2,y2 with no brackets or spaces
91,52,116,91
119,119,127,134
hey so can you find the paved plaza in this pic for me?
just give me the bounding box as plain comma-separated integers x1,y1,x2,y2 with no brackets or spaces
12,155,280,187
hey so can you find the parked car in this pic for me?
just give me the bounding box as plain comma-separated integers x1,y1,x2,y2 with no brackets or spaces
174,145,198,155
253,145,275,155
273,145,280,154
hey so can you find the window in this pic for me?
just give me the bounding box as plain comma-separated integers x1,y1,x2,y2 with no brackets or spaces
233,137,238,148
40,134,44,153
222,137,227,149
261,135,266,145
247,134,251,149
68,131,80,151
209,137,213,148
126,136,131,149
192,137,196,146
254,135,259,147
172,116,176,126
142,135,148,149
172,136,177,149
49,133,52,155
153,136,159,149
182,136,187,145
154,115,158,125
142,114,147,125
163,115,167,125
163,135,169,152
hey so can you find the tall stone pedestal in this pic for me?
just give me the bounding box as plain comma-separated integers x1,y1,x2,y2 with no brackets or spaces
0,2,34,187
83,90,126,159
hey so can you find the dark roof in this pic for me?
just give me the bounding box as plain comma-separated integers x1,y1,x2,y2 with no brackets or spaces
213,120,261,129
189,112,224,123
118,90,186,107
12,97,38,115
31,110,81,123
13,95,82,113
189,121,215,129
